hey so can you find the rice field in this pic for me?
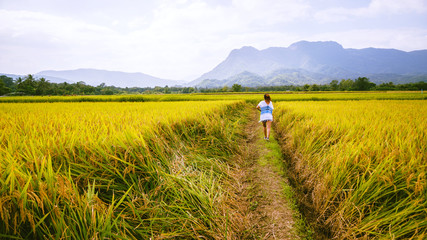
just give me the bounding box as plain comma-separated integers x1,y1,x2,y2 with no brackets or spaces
0,100,247,239
0,91,425,103
274,100,427,239
1,93,426,239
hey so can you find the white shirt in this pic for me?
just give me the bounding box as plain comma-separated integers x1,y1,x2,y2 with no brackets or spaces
257,100,274,122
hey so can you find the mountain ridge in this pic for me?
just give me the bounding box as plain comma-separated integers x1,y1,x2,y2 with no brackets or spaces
36,68,181,88
191,40,427,87
3,41,427,88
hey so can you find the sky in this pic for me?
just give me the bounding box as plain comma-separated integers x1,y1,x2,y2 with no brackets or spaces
1,0,426,81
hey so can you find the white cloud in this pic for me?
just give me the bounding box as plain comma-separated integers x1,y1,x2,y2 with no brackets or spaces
314,0,427,23
0,0,426,80
115,0,311,78
369,0,427,14
0,9,126,72
232,0,311,25
310,28,427,51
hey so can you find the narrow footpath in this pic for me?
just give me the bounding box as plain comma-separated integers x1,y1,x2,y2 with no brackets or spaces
229,109,311,239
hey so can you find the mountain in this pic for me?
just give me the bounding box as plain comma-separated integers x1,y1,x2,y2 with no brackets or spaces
36,69,181,88
191,41,427,87
0,73,25,80
197,71,264,88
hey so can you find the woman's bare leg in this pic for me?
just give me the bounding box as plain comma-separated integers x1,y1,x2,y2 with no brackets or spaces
266,121,272,139
262,121,267,138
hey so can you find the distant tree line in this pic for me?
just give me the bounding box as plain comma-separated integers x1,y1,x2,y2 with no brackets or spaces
0,74,199,96
200,77,426,93
0,75,113,96
0,75,425,96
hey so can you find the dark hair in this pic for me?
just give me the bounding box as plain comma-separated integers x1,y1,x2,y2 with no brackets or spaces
264,93,271,101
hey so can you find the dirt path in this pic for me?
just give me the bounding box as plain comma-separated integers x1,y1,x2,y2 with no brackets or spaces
229,109,301,239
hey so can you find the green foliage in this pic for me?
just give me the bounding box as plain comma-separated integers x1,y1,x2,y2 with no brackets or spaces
0,78,10,96
339,79,354,91
2,74,427,96
0,91,425,103
16,75,37,95
231,83,242,92
354,77,375,90
181,87,195,93
0,75,13,95
163,85,171,94
308,84,320,91
329,80,339,91
303,84,310,91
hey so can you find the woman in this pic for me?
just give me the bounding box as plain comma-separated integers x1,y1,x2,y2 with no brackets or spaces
256,93,274,140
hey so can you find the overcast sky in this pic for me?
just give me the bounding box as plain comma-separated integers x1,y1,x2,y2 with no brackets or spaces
1,0,426,80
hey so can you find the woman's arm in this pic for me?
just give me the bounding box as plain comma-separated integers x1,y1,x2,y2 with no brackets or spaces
256,105,261,111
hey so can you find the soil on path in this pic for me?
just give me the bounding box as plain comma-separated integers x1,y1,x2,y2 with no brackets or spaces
228,109,300,239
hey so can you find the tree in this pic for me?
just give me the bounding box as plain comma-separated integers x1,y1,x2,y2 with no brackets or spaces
101,88,114,95
35,78,51,95
182,87,195,93
309,84,320,91
0,78,10,95
354,77,375,91
329,80,339,91
339,79,354,91
303,84,310,91
231,84,242,92
414,81,427,91
164,85,170,94
16,74,37,95
376,82,395,90
0,75,14,90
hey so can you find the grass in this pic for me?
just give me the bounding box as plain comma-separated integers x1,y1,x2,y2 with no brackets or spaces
0,100,248,239
0,91,425,103
274,100,427,239
256,130,314,239
1,93,426,239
